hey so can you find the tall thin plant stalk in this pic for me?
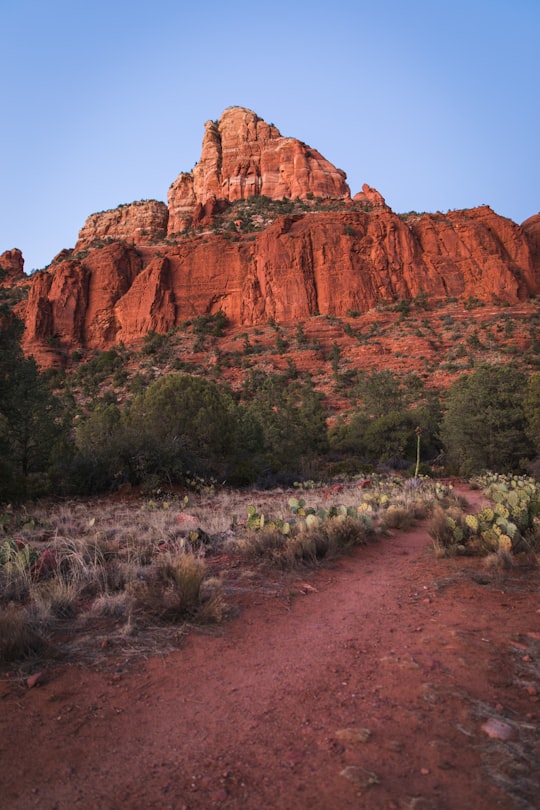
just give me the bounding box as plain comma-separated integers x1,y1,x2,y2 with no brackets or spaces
414,426,422,478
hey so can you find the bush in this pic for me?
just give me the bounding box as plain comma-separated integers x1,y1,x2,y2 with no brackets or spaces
128,554,222,623
236,516,370,569
0,604,47,662
441,364,532,475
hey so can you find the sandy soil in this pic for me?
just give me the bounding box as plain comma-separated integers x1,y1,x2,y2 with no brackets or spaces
1,486,539,810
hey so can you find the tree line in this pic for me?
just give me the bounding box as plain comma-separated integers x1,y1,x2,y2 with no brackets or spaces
1,314,539,501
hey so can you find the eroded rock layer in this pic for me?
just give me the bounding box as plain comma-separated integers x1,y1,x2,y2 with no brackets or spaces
20,205,539,364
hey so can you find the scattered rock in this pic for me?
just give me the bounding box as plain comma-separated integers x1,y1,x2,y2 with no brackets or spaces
335,727,372,744
481,718,515,740
26,672,44,689
339,766,379,788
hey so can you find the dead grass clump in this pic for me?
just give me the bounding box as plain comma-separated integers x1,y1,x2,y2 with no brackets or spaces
32,580,79,620
238,516,371,569
198,577,227,623
0,566,32,603
128,553,221,624
380,505,416,532
288,518,367,567
323,515,371,551
235,528,289,563
483,550,515,571
524,522,540,553
428,505,467,557
90,591,130,618
54,537,107,594
0,604,47,663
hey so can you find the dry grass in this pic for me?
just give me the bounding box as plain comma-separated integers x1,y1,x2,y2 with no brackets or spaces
0,604,47,663
0,475,455,665
128,553,223,624
428,505,467,557
379,505,416,532
235,515,372,569
483,550,515,571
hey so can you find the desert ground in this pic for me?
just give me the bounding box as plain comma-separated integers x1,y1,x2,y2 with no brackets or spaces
1,485,539,810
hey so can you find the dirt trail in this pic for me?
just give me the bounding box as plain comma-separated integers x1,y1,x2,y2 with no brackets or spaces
1,487,539,810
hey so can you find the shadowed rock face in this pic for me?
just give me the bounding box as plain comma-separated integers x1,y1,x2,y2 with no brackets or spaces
522,213,540,285
5,107,539,365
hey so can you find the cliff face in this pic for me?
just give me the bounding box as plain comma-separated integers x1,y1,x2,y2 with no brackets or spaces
522,213,540,284
20,205,539,363
167,106,350,233
0,248,25,281
76,200,169,249
5,106,539,364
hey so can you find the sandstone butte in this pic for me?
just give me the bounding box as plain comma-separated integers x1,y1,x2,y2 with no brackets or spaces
1,106,539,366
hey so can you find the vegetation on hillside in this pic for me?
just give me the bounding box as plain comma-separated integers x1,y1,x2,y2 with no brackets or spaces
1,302,540,501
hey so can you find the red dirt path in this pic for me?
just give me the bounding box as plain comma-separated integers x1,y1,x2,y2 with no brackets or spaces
1,487,539,810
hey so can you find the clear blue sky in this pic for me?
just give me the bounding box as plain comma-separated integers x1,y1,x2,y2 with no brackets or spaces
1,0,539,273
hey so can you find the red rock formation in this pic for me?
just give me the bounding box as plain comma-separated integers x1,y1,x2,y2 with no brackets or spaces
352,184,389,211
409,207,538,300
522,213,540,287
0,248,25,280
20,205,540,363
76,200,168,249
22,243,142,364
167,107,350,233
7,107,540,364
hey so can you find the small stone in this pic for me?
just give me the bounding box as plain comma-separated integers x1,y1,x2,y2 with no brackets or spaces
522,655,532,663
340,766,379,788
526,685,538,696
211,788,228,803
420,768,430,775
481,718,515,740
26,672,44,689
335,727,372,744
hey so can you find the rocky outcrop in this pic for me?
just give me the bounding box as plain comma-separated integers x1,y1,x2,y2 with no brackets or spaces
0,248,25,280
522,213,540,287
23,243,143,364
167,107,350,233
409,207,538,300
352,184,389,211
76,200,168,249
6,106,539,364
20,205,540,362
241,207,536,322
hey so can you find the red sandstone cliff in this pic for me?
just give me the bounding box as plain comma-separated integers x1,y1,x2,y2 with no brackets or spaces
2,107,538,365
20,204,539,365
76,200,169,250
0,248,25,281
167,107,350,233
522,213,540,284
